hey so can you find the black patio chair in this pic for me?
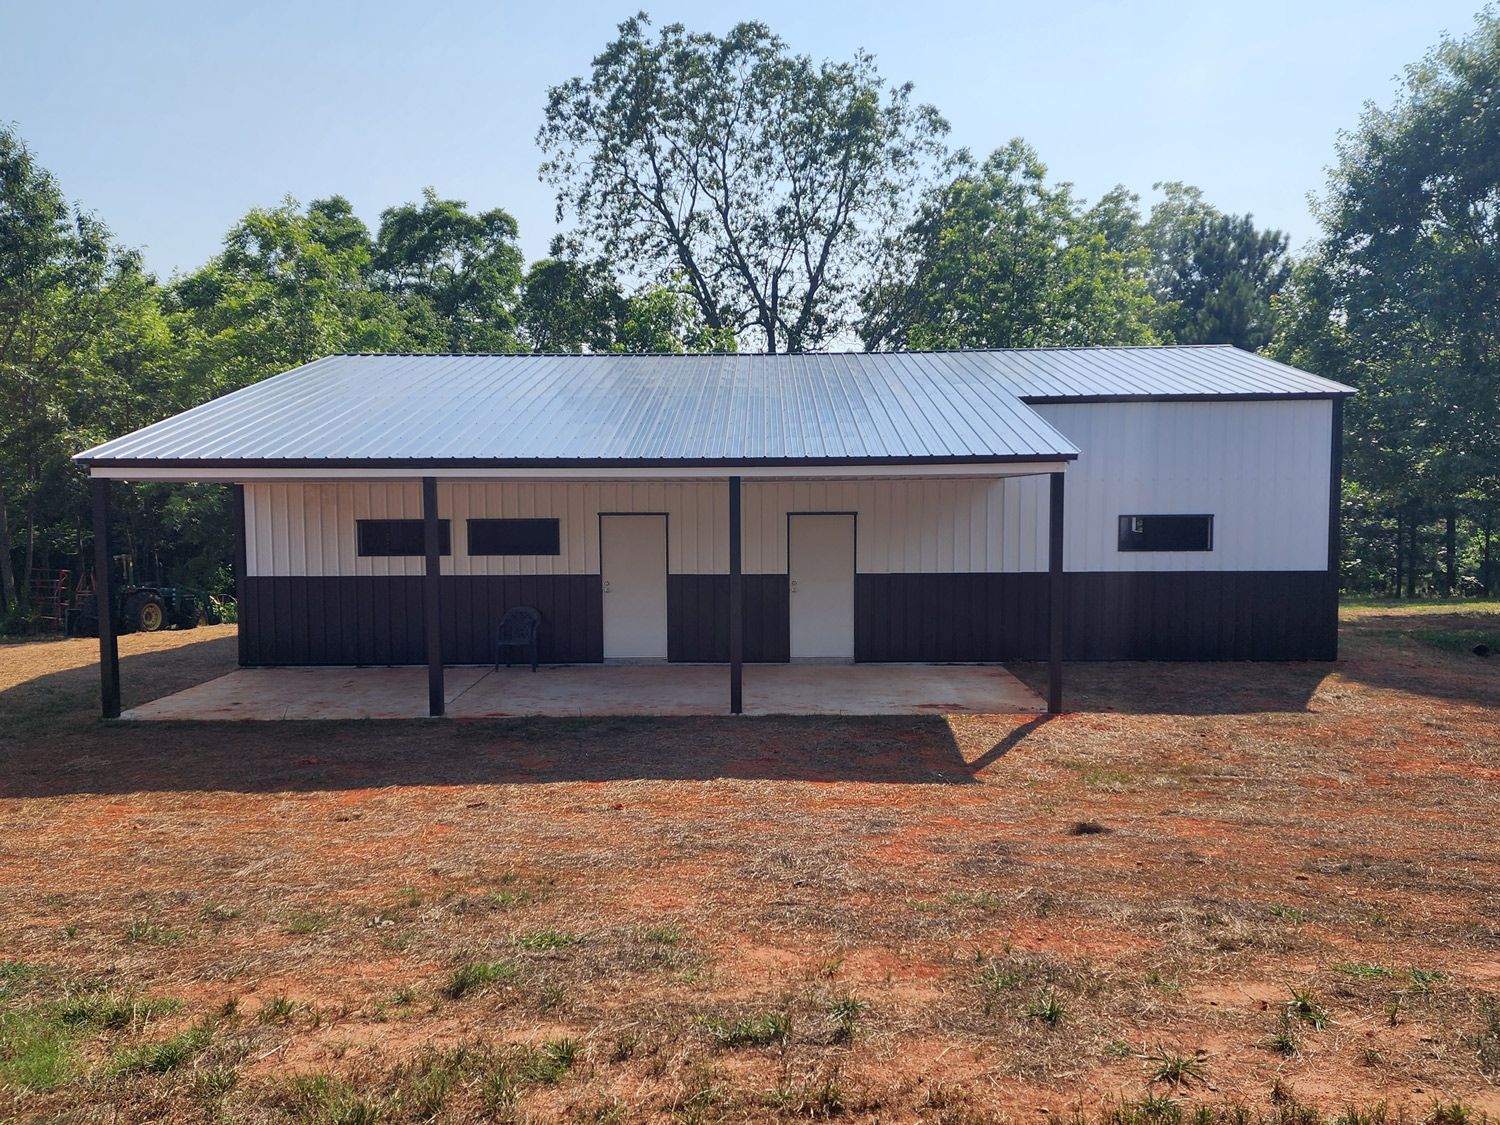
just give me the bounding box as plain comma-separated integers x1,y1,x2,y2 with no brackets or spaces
494,606,542,672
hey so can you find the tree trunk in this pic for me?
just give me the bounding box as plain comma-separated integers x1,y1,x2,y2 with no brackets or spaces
1444,511,1457,596
0,482,15,612
1393,513,1403,598
19,503,35,612
1484,512,1493,597
1405,516,1418,599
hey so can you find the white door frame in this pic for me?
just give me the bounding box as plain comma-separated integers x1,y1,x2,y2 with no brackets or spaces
787,511,857,662
599,512,669,661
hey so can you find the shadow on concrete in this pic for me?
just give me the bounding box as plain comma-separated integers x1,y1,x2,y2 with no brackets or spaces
2,632,1015,794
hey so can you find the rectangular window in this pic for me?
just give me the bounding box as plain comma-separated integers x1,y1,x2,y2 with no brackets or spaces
1117,514,1214,552
467,518,561,556
356,519,451,557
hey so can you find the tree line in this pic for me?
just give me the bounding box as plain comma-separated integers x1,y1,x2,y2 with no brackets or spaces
3,10,1497,624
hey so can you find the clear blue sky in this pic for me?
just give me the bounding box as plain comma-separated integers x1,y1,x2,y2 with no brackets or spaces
3,0,1485,278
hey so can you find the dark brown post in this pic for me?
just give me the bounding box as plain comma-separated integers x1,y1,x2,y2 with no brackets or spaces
232,484,247,667
1329,397,1345,658
91,476,120,719
1047,471,1065,715
728,475,743,715
422,476,444,717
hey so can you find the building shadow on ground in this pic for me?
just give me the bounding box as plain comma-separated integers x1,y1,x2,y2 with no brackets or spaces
5,616,1494,798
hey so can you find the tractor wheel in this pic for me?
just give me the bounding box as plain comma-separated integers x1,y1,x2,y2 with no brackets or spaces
126,593,167,632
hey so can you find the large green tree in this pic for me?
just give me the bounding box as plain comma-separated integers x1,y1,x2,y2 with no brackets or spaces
1273,9,1500,594
539,14,950,353
1143,183,1290,351
373,188,526,352
0,127,170,615
857,140,1161,351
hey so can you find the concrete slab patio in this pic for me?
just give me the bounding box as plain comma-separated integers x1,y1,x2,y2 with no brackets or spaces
121,663,1045,720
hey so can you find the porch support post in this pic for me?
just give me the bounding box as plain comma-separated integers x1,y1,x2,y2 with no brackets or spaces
728,475,743,715
91,476,120,719
422,476,444,717
1047,471,1065,714
231,484,247,667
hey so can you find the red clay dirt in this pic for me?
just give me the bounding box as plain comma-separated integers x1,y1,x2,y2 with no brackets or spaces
0,608,1497,1121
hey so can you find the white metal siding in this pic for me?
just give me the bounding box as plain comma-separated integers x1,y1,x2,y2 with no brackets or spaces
242,399,1332,579
1026,399,1332,572
244,478,1033,576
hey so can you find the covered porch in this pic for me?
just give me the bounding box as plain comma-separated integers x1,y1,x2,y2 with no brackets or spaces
119,661,1045,720
86,465,1070,720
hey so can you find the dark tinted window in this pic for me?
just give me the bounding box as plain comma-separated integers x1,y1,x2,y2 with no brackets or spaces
1117,514,1213,552
467,518,561,556
356,519,451,557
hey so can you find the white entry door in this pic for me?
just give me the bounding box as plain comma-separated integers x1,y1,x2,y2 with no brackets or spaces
788,514,855,660
601,514,668,660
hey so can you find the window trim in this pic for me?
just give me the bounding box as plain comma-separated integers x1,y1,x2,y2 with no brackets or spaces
1117,514,1215,553
356,518,451,557
466,517,562,557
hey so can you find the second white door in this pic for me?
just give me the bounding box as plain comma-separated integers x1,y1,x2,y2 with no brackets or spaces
788,514,855,660
601,514,668,659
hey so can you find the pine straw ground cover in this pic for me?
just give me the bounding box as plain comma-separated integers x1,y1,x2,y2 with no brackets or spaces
0,605,1497,1123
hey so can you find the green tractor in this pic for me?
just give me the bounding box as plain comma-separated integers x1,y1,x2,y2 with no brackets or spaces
67,555,224,637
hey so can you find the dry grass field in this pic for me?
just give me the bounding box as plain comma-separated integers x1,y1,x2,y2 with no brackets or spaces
1,603,1498,1123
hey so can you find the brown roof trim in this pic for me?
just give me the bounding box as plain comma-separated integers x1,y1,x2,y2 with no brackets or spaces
1020,392,1353,405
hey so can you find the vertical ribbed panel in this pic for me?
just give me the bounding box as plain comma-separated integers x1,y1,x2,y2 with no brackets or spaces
242,399,1332,582
1029,399,1332,572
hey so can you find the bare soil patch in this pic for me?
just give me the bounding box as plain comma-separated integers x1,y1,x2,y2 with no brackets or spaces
1,610,1497,1121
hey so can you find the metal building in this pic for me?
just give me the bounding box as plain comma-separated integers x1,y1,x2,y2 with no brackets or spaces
75,346,1352,718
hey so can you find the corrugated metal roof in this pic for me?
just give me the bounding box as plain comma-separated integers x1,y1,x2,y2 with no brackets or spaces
75,346,1349,468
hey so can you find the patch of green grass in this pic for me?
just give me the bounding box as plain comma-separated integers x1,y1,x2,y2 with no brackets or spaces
1409,967,1450,991
1403,627,1500,656
976,959,1029,993
0,961,43,996
644,926,681,945
1264,1011,1300,1056
1144,1045,1206,1086
702,1010,792,1049
1025,990,1065,1026
514,928,580,952
1336,963,1397,979
192,1065,241,1100
443,960,519,1000
58,991,181,1030
258,994,298,1024
1286,987,1332,1029
1427,1104,1478,1125
276,1073,381,1124
763,1069,849,1116
113,1017,215,1074
124,916,184,946
0,1007,74,1091
521,1038,579,1084
1101,1093,1184,1125
281,909,335,936
943,890,1007,911
1144,969,1181,993
1269,905,1310,922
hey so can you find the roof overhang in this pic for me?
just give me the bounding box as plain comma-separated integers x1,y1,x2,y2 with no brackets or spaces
85,458,1074,483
